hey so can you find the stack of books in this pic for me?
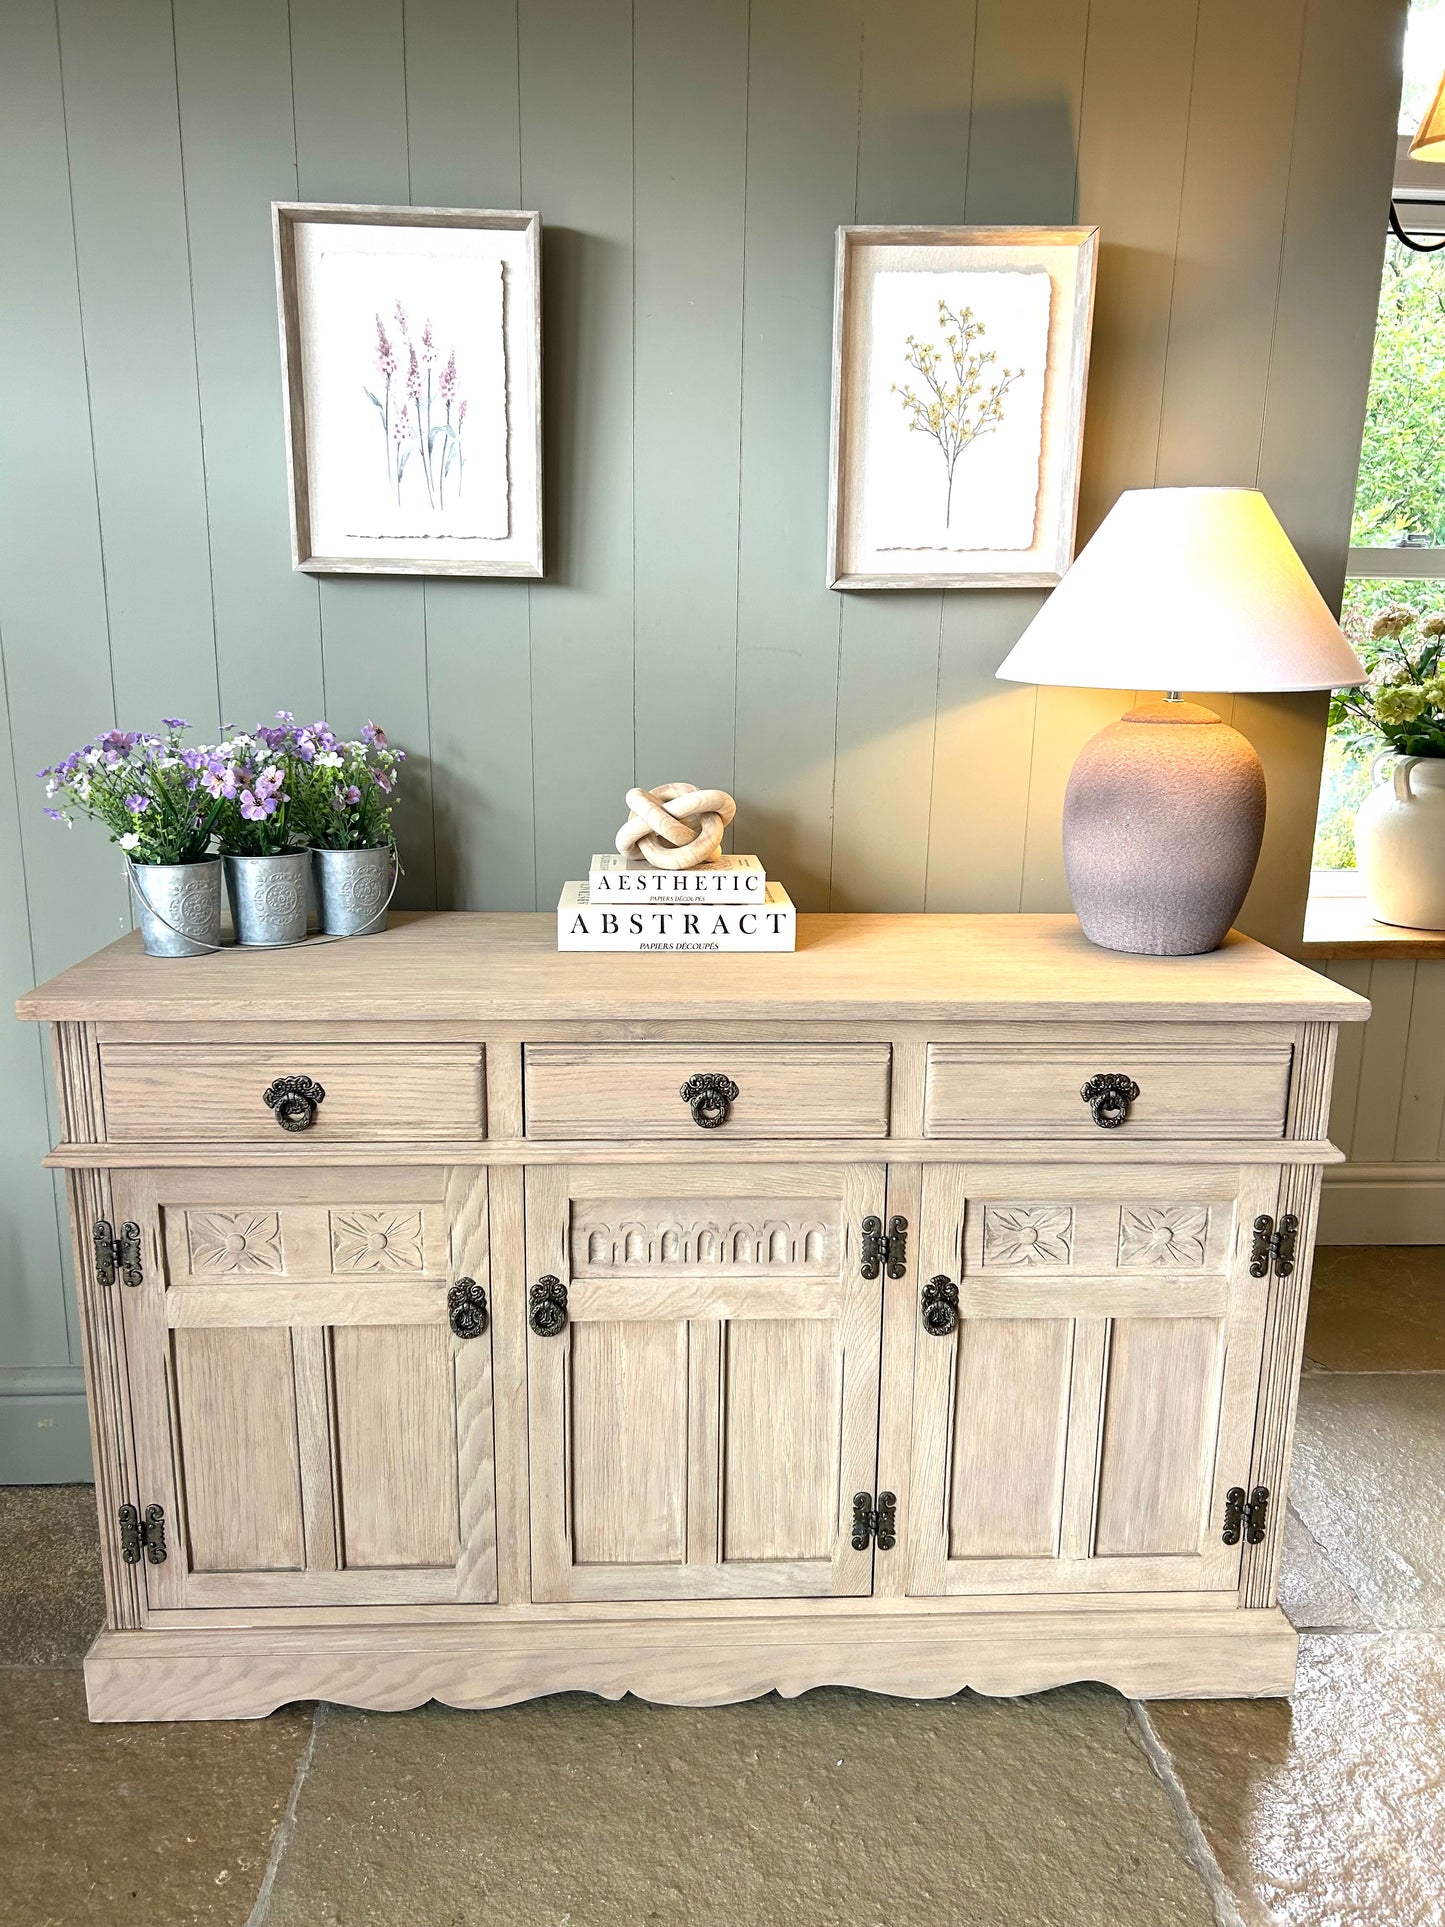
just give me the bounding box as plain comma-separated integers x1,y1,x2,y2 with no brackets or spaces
558,853,796,952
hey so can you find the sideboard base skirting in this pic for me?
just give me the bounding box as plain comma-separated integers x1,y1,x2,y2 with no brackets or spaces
84,1605,1299,1722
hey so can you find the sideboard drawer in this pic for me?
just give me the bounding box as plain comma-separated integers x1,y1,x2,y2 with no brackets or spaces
923,1043,1291,1139
523,1043,892,1139
99,1042,485,1143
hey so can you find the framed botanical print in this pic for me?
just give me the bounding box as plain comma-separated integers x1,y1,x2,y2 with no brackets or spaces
826,225,1098,590
273,203,542,577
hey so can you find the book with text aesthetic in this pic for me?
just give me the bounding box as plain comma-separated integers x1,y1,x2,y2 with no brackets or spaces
587,852,766,898
558,879,795,951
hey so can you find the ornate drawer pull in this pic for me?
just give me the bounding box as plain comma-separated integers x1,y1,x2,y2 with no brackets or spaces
680,1072,739,1129
447,1278,489,1339
529,1275,568,1336
921,1275,960,1337
263,1075,326,1132
1080,1072,1140,1129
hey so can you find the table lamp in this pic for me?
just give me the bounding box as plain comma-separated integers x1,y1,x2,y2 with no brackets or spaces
994,487,1366,956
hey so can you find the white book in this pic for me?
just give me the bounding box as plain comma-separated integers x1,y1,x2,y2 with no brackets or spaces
587,852,766,897
558,879,795,952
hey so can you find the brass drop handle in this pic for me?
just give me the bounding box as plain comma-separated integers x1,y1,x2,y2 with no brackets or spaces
529,1275,568,1336
921,1275,959,1337
1080,1072,1139,1129
680,1073,739,1129
447,1279,488,1339
263,1075,326,1132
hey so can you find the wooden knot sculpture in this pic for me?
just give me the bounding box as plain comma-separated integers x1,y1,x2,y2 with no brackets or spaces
615,782,738,870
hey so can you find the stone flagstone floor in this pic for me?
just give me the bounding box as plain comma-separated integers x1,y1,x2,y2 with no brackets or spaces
1,1246,1441,1926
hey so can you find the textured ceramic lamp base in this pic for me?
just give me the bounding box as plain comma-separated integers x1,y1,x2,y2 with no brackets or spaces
1063,700,1266,956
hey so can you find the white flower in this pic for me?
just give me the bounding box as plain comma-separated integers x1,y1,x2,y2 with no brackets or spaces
119,832,140,851
315,751,343,768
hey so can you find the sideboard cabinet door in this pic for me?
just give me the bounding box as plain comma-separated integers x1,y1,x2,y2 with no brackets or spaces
906,1162,1276,1597
111,1166,496,1612
525,1161,886,1602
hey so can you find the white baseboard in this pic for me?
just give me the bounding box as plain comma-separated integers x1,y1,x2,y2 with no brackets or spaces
1319,1162,1445,1244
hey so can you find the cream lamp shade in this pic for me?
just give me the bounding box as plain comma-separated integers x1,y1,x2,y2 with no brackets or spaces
994,487,1366,694
1410,67,1445,163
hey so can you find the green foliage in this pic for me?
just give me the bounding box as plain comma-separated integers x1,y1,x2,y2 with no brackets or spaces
1351,240,1445,547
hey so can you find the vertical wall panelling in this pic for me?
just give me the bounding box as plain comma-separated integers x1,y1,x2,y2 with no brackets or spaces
732,0,865,909
404,0,536,910
289,0,437,907
0,0,128,989
1349,957,1416,1162
1244,0,1408,953
829,0,977,913
632,0,749,796
54,0,220,732
172,0,324,729
1323,960,1372,1157
0,1,1419,1471
0,647,73,1391
965,0,1099,912
1396,960,1445,1161
518,0,637,900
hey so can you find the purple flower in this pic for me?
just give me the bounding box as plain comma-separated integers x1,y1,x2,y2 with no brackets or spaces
162,717,187,730
375,315,396,378
123,793,149,813
439,350,457,403
238,790,277,822
406,344,422,403
43,807,62,821
362,722,388,748
394,299,408,334
457,399,468,429
421,320,437,366
344,784,361,806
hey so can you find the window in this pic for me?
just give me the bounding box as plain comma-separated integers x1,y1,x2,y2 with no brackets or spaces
1312,2,1445,882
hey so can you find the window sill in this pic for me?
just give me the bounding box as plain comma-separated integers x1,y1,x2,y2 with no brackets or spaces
1301,893,1445,960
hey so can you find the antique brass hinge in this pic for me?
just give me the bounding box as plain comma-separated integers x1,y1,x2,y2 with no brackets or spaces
117,1503,168,1565
1222,1485,1270,1547
850,1490,897,1551
1247,1214,1299,1281
860,1215,908,1280
93,1220,143,1289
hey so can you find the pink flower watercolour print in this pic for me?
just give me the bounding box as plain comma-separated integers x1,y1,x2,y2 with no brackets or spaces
365,309,467,508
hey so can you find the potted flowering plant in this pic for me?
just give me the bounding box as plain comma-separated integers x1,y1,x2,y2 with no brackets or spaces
1330,603,1445,928
212,717,310,946
291,722,404,936
38,721,227,956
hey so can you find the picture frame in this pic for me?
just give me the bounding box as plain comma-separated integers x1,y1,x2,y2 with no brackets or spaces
273,202,543,577
826,225,1098,590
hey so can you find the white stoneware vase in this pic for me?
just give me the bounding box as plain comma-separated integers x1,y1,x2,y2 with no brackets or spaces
1355,755,1445,930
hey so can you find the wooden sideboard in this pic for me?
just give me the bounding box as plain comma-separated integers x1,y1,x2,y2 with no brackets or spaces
16,912,1369,1722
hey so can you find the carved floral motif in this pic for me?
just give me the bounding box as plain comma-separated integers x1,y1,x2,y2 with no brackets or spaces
330,1209,426,1273
186,1210,283,1274
1117,1205,1210,1269
981,1204,1074,1267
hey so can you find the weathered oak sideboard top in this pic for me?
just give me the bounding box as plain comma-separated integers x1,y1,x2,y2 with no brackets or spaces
17,910,1371,1026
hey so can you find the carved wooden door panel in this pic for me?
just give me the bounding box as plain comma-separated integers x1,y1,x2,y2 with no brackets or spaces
906,1162,1276,1597
113,1166,496,1612
525,1161,886,1602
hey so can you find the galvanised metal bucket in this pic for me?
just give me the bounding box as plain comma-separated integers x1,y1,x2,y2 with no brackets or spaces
224,851,310,947
129,858,223,958
312,845,395,938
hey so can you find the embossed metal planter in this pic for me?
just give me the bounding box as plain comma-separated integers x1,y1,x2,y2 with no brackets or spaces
312,845,394,938
224,851,310,947
129,858,223,958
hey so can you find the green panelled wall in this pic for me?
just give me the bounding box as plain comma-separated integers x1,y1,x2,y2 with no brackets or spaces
0,0,1406,1477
